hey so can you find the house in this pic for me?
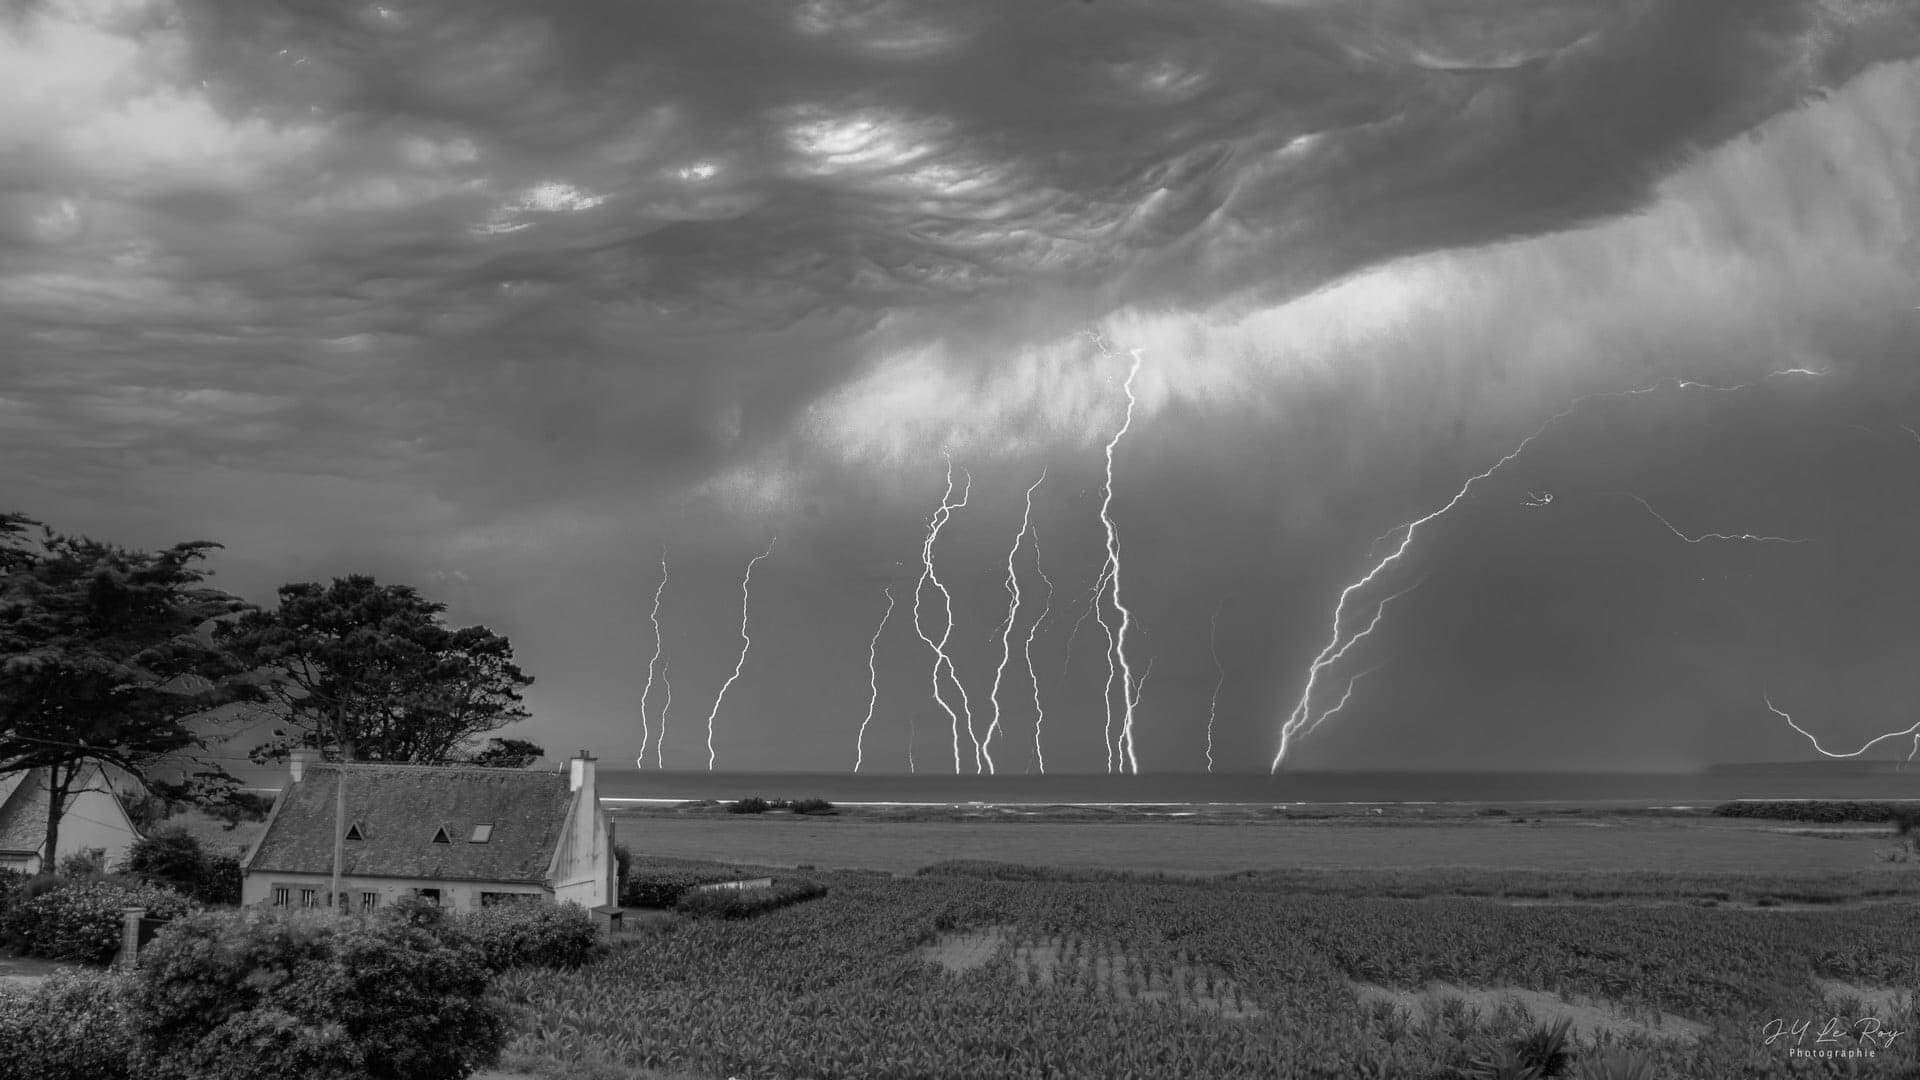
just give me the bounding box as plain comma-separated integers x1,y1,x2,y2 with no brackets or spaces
239,749,616,912
0,763,144,875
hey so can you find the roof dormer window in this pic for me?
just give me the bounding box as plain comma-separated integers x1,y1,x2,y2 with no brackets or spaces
345,822,366,841
430,825,452,844
469,823,493,843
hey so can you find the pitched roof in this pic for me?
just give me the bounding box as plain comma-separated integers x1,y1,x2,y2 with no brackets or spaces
245,763,575,884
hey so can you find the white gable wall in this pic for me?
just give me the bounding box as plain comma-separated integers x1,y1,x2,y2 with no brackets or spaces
0,767,142,874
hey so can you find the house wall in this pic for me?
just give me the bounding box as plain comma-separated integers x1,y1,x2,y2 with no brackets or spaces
548,788,615,908
2,770,141,874
239,871,550,910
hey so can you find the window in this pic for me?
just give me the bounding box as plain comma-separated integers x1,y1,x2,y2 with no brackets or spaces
469,823,493,843
271,886,290,908
299,888,318,909
480,891,535,907
414,887,441,906
360,891,378,912
430,826,452,844
346,822,365,841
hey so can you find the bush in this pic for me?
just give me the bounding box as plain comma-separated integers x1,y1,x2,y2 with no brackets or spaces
726,796,772,814
674,877,827,920
129,907,506,1080
124,827,240,906
0,879,197,964
1712,800,1916,824
620,859,750,907
0,867,29,911
790,797,838,816
613,842,632,891
458,902,602,972
56,848,106,878
0,968,138,1080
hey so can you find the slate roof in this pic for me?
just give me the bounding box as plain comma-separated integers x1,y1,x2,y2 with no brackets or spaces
245,763,575,884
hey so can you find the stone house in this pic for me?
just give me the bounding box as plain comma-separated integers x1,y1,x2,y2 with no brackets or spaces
0,763,144,875
239,749,615,912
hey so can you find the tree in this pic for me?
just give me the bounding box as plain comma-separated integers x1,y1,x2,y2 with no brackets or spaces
2,512,257,866
215,575,534,765
467,737,544,769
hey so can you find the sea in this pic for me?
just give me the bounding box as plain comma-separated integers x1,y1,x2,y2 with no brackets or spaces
593,764,1920,807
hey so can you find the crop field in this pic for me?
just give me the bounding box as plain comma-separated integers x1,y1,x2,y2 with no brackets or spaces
607,810,1909,876
495,863,1920,1079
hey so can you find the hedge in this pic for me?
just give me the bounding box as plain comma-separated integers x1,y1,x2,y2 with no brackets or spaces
0,968,137,1080
130,907,506,1080
674,876,827,920
1712,800,1920,826
0,878,198,964
457,901,603,972
620,859,751,908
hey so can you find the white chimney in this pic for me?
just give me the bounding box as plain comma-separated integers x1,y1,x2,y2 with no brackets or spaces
569,749,596,794
289,748,319,783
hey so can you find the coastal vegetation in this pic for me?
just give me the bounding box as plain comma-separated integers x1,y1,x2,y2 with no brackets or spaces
496,861,1919,1079
1713,800,1920,828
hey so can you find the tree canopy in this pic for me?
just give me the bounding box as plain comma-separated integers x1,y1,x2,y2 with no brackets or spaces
216,575,534,765
1,512,257,862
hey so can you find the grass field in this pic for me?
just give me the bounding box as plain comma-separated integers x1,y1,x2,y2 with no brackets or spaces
610,808,1910,876
498,859,1920,1079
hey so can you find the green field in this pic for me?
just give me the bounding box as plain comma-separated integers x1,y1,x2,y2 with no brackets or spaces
496,861,1920,1079
609,808,1910,876
478,811,1920,1079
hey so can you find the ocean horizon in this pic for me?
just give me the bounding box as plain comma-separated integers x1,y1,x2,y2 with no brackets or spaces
593,766,1920,806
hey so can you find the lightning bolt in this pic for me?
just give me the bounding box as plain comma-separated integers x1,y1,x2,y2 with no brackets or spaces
985,469,1047,775
854,585,895,773
1270,367,1825,772
636,549,668,769
1298,582,1423,739
655,660,671,770
1206,601,1225,774
705,538,776,771
1304,663,1387,739
1087,329,1146,774
1026,518,1055,775
1899,423,1919,444
1622,494,1815,544
1764,692,1920,759
912,457,980,773
1522,490,1554,508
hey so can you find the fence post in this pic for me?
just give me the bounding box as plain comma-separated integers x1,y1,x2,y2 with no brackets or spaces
115,907,147,970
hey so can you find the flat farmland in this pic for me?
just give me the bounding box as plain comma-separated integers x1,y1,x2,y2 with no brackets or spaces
610,811,1901,875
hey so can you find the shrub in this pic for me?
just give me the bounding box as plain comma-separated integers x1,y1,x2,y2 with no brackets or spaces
124,827,240,906
674,877,827,920
613,841,632,891
0,879,197,964
620,860,749,907
790,797,838,816
726,796,772,814
56,849,106,878
0,968,138,1080
458,902,603,972
129,907,506,1080
0,867,29,911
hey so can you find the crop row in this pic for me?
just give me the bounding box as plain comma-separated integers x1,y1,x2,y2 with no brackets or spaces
498,872,1920,1078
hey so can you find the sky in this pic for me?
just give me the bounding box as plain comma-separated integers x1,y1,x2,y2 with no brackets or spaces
5,0,1920,775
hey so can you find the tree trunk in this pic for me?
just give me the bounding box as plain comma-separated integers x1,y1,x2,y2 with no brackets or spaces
40,761,72,875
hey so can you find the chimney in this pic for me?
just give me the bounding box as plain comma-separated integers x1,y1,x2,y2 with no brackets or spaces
289,748,319,784
569,749,596,795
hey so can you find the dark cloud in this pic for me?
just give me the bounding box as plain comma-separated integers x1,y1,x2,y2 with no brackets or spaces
4,0,1918,770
